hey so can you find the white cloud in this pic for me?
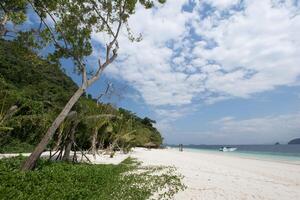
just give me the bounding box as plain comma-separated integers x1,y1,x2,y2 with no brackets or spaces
194,0,300,98
92,0,300,120
210,113,300,144
202,0,240,9
164,112,300,144
101,0,204,106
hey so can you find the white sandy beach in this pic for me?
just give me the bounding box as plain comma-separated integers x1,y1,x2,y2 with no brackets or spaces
0,151,130,165
132,148,300,200
1,148,300,200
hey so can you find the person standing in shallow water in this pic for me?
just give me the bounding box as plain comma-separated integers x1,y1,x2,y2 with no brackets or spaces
179,144,183,152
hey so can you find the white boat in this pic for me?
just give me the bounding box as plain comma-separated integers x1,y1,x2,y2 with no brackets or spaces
219,147,237,152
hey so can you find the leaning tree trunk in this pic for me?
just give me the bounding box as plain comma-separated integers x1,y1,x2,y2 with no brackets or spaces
62,120,78,161
21,87,84,171
54,126,64,151
90,128,99,158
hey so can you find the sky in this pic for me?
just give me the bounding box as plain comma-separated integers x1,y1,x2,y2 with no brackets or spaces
28,0,300,145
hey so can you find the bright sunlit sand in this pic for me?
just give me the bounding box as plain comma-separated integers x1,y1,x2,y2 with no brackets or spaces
132,148,300,200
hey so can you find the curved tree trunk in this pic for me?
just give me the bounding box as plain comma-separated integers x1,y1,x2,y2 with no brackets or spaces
90,128,98,158
54,126,64,151
98,136,105,151
21,87,84,171
62,120,78,161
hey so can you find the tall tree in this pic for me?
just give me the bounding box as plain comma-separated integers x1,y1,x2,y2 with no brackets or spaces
0,0,27,37
0,0,166,171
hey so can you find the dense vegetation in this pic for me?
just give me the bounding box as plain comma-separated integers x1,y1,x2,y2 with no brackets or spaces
0,40,163,153
0,156,185,200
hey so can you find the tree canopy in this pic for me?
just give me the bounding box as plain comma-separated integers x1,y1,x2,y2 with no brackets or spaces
0,40,163,153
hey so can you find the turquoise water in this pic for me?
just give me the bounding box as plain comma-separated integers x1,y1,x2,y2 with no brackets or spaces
170,145,300,164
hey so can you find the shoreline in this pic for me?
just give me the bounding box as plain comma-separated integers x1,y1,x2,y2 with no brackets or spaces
132,148,300,200
178,147,300,165
1,148,300,199
0,151,131,165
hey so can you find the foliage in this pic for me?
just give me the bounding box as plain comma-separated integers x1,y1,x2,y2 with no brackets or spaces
0,40,163,153
0,0,27,26
1,0,166,63
119,108,163,146
0,156,185,200
0,40,76,152
0,140,34,153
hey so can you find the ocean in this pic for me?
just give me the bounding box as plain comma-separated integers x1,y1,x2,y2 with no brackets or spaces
169,144,300,164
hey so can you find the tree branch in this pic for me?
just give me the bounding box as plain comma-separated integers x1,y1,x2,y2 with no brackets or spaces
96,82,112,103
28,0,88,87
37,1,69,50
0,10,8,36
27,0,61,49
87,1,125,86
91,2,116,38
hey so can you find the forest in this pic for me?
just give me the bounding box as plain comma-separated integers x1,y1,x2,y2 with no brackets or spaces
0,39,163,154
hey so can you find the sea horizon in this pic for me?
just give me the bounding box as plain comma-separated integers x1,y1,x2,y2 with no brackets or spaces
167,144,300,164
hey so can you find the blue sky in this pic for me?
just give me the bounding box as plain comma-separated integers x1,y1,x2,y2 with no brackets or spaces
29,0,300,144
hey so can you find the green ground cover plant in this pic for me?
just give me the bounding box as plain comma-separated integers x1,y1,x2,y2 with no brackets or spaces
0,156,185,200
